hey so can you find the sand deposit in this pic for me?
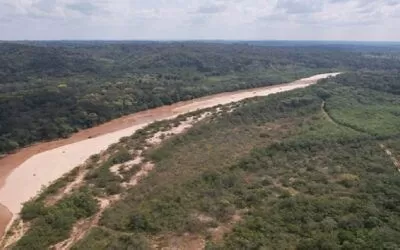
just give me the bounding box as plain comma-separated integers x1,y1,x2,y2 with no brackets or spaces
0,72,340,237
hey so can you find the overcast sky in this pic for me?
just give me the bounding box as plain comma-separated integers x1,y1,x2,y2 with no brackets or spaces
1,0,399,41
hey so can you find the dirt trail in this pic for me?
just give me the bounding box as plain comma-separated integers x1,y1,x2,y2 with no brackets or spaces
380,144,400,170
322,101,400,172
0,72,340,238
46,168,89,207
52,196,120,250
321,101,335,123
52,112,211,248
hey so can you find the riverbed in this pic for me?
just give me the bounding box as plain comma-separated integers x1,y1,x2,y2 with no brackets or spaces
0,72,340,237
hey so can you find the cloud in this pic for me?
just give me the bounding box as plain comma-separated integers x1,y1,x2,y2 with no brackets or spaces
258,12,287,22
0,16,12,23
32,0,58,13
386,0,400,6
259,0,400,27
0,0,399,40
276,0,323,14
66,1,100,15
195,3,227,14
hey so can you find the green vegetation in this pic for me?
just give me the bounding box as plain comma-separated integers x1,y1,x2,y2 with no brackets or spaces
16,189,98,249
1,41,400,154
35,166,82,200
84,148,127,196
71,227,149,250
71,71,400,249
6,42,400,249
323,72,400,137
12,105,221,249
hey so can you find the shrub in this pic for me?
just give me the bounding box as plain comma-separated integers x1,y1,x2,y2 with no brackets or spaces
110,148,131,165
20,200,46,221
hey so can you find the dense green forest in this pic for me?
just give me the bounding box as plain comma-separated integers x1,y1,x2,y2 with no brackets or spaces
8,69,400,249
95,71,400,249
1,41,400,154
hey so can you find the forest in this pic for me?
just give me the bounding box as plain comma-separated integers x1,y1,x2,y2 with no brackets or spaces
6,68,400,249
1,41,400,154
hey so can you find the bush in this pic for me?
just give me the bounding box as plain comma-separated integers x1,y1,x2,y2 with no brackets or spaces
109,148,131,165
15,190,99,249
106,182,122,195
71,227,149,250
20,200,46,221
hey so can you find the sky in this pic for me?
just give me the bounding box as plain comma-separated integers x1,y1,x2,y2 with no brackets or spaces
0,0,400,41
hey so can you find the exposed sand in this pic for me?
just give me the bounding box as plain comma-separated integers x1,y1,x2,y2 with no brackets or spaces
50,113,211,248
0,72,340,237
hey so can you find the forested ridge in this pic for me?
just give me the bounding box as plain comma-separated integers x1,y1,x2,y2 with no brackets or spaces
9,69,400,249
1,41,400,154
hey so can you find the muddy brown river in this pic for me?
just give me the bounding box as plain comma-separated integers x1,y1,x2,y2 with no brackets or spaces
0,72,340,238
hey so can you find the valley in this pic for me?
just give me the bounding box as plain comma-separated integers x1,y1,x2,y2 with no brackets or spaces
0,73,339,243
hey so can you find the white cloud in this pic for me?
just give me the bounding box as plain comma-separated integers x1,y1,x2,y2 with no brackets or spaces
276,0,323,14
195,3,228,14
0,0,399,40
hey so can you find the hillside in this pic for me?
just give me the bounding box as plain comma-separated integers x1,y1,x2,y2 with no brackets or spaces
1,42,400,154
4,70,400,249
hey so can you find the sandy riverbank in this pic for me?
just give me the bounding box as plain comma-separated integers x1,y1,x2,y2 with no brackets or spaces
0,72,340,237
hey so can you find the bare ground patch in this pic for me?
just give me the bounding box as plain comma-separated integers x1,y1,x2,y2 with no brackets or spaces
47,110,216,249
152,233,206,250
380,144,400,171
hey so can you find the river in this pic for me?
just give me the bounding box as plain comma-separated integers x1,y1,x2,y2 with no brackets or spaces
0,72,340,238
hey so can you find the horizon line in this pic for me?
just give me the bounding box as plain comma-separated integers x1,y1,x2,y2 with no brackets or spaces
1,39,400,43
